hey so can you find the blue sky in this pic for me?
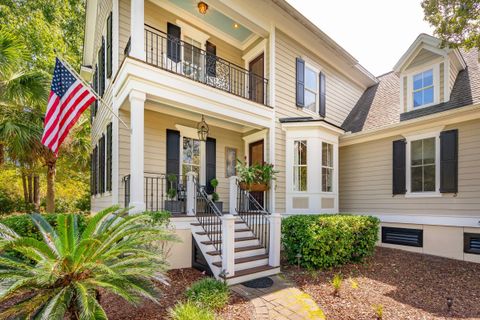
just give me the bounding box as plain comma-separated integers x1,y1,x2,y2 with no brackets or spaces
286,0,435,76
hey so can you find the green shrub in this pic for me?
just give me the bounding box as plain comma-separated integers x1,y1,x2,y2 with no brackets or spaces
282,214,380,269
169,301,215,320
185,278,229,310
0,212,89,241
0,189,19,214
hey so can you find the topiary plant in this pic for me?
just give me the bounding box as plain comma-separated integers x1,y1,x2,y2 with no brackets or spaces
0,205,174,319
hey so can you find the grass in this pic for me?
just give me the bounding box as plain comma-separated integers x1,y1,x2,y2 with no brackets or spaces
185,278,230,310
169,301,215,320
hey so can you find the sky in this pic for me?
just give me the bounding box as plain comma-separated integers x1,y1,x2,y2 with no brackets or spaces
285,0,435,76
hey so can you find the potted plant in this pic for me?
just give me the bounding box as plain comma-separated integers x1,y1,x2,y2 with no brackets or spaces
164,174,181,212
209,178,223,212
236,159,277,191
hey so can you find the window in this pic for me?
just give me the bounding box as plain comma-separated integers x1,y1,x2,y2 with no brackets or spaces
322,142,333,192
413,69,434,107
183,36,202,79
304,66,318,112
293,140,307,191
411,137,436,192
182,137,201,178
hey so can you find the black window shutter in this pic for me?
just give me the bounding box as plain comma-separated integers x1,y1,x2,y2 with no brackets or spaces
295,57,305,107
205,137,216,194
206,41,217,77
90,153,94,195
93,145,98,195
99,134,106,193
319,71,326,117
166,129,180,176
167,23,181,63
106,12,113,78
106,123,113,192
92,67,98,119
392,139,406,194
440,129,458,193
99,37,106,96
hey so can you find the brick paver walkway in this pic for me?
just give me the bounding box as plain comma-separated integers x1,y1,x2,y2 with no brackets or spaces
231,275,325,320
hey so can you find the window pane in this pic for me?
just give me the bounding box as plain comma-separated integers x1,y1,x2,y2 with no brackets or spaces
411,166,423,192
423,87,434,105
413,73,423,90
305,67,317,90
423,165,436,191
423,137,435,164
322,167,332,192
413,91,423,108
411,140,422,166
300,166,307,191
423,69,433,87
304,90,316,112
293,166,307,191
300,141,307,165
322,143,333,167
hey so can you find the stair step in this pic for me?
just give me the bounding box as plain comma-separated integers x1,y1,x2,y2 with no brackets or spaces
220,265,277,280
201,236,257,245
196,228,250,235
206,245,264,256
212,254,269,267
191,221,244,226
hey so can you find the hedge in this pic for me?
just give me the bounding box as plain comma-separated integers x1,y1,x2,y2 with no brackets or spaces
282,214,380,269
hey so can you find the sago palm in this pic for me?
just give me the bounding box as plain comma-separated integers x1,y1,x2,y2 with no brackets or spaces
0,206,174,319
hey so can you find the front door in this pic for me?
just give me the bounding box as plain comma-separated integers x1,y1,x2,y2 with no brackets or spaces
249,53,264,104
249,140,265,207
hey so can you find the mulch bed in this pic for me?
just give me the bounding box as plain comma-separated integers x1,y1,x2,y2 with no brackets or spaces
283,247,480,320
100,268,252,320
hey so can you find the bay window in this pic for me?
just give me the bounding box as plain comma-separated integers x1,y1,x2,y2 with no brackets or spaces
322,142,333,192
293,140,307,191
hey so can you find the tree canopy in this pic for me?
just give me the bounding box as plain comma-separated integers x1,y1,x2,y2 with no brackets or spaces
422,0,480,49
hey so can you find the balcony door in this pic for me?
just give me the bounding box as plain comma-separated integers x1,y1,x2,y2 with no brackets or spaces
249,139,265,207
249,53,264,104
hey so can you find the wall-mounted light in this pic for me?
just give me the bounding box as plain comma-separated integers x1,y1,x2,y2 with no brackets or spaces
198,1,208,14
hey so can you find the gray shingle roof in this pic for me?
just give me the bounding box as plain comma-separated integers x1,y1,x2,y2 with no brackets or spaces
342,49,479,133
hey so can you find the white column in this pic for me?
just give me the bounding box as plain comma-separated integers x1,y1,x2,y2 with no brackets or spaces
221,214,236,278
186,172,196,216
130,0,145,60
268,213,281,267
228,176,238,215
129,90,146,213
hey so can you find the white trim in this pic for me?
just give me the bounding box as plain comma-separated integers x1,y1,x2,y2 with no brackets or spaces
268,24,276,213
242,129,268,165
349,213,480,228
404,129,443,197
444,58,450,102
242,39,267,69
405,63,441,111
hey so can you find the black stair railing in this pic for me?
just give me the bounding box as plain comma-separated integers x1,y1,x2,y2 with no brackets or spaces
194,176,223,254
236,181,270,254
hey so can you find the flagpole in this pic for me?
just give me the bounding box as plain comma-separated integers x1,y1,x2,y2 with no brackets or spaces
55,55,130,131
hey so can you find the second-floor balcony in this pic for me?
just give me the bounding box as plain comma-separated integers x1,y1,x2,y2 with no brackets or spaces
125,25,269,106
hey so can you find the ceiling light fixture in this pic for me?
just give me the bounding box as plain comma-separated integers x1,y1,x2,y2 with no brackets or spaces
197,1,208,15
233,23,240,29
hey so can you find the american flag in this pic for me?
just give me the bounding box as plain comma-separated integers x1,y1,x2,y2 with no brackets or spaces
41,58,97,155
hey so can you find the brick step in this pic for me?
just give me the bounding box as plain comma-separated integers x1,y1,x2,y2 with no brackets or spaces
206,244,264,256
195,228,250,236
219,265,277,280
201,236,257,246
212,254,269,268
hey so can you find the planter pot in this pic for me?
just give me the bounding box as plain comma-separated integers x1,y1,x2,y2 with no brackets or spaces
214,202,223,213
239,182,269,192
165,200,184,213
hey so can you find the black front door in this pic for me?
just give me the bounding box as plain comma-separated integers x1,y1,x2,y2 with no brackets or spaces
249,140,265,207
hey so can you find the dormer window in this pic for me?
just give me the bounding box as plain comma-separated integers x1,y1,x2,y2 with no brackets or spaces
413,69,434,108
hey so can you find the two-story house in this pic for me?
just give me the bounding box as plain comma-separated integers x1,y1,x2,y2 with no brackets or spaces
82,0,480,284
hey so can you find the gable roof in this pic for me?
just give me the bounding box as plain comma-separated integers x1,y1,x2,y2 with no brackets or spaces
343,48,480,133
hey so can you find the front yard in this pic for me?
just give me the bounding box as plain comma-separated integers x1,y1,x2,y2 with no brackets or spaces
284,247,480,320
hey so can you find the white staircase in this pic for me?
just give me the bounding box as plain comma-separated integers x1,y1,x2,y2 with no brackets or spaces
191,215,280,285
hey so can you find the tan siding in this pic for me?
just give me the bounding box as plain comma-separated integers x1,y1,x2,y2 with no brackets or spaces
118,105,245,210
403,76,407,112
440,62,444,102
274,29,364,212
405,48,441,71
339,119,480,217
449,59,460,99
118,0,130,65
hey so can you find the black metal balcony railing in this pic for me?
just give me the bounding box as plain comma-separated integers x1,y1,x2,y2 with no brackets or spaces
122,173,187,213
124,25,269,106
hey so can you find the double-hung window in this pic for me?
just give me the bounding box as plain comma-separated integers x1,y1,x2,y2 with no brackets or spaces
182,137,201,179
183,36,202,79
413,69,434,108
322,142,333,192
410,137,436,192
293,140,307,191
304,66,318,112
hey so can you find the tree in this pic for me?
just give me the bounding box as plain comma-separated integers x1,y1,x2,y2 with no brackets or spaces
422,0,480,49
0,206,174,319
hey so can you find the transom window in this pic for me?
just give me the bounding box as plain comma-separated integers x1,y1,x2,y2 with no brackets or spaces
411,137,436,192
293,140,307,191
322,142,333,192
304,66,318,113
413,69,434,108
182,137,201,178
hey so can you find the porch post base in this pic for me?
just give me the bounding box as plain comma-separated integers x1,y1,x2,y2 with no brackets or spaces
228,176,238,215
221,214,236,278
268,213,282,267
128,201,146,214
186,172,196,216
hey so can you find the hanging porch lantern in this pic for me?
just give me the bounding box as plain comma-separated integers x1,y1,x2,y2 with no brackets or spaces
197,115,209,141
